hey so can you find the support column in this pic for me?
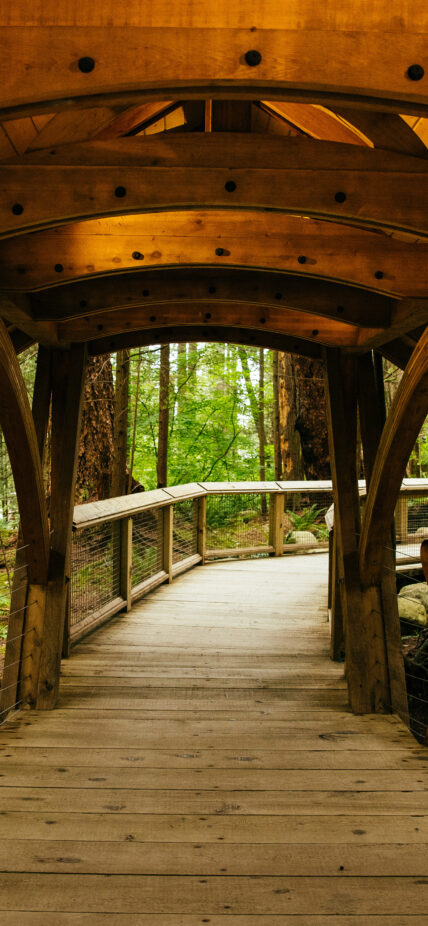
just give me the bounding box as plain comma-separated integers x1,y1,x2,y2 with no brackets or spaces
325,349,390,713
37,345,87,708
0,342,51,715
358,352,409,722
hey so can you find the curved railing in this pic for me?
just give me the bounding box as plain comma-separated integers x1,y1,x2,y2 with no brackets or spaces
69,478,428,645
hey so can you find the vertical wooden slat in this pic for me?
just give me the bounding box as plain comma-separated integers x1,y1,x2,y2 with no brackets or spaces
37,345,87,709
330,527,345,661
269,493,284,556
120,517,133,611
197,495,207,564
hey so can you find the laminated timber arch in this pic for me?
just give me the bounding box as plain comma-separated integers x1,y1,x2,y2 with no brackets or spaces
0,2,428,116
0,212,427,298
1,136,428,240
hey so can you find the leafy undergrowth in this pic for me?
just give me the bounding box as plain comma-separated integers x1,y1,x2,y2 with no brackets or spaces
403,629,428,744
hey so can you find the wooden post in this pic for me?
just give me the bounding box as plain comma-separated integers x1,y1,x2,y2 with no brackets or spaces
37,345,87,709
163,504,173,583
197,495,207,564
325,349,390,713
330,527,345,661
395,495,408,542
269,492,284,556
0,345,52,715
120,517,133,611
358,351,408,722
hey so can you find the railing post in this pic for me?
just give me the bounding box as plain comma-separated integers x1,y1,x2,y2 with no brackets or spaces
395,493,408,542
163,504,173,583
269,492,284,556
197,495,207,564
120,517,133,612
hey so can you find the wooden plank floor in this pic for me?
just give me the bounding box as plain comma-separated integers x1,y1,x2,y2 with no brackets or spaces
0,554,427,924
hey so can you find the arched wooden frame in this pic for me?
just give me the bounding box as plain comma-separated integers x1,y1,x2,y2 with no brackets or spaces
0,9,427,117
2,137,427,240
55,300,374,349
0,320,49,584
359,326,428,586
31,268,395,328
1,212,427,297
88,323,324,359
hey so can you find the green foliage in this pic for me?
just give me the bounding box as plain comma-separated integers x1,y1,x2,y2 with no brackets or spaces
286,504,326,532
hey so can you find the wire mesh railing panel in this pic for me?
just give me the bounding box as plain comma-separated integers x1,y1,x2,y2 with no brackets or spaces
396,495,428,561
71,523,121,627
206,493,270,551
173,500,198,564
282,490,333,549
132,508,163,588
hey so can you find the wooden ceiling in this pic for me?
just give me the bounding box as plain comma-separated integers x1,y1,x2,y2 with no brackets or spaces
0,2,427,364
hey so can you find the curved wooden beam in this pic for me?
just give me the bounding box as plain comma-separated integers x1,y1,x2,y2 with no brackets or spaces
359,326,428,586
0,11,427,117
1,212,427,297
0,319,49,583
31,268,394,329
2,136,427,240
88,324,323,359
56,300,370,348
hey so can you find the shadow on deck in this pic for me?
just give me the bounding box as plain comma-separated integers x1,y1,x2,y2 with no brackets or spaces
0,555,427,921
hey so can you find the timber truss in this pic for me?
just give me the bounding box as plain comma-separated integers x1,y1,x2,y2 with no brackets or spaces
0,1,427,719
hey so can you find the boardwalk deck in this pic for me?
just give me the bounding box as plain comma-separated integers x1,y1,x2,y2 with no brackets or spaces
0,554,427,923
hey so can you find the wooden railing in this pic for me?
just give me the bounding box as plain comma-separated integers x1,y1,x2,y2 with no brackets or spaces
69,478,428,645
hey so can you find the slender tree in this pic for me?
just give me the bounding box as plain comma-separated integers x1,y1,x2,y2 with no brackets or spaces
111,349,130,497
157,343,170,488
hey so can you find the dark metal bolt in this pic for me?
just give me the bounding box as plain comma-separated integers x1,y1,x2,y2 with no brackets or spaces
337,305,344,313
205,312,212,320
12,203,24,216
245,50,262,67
407,64,424,81
132,251,144,261
312,329,319,337
215,248,225,256
78,56,95,73
225,180,237,193
142,289,150,296
334,191,347,203
275,292,282,300
208,286,216,294
80,300,87,308
114,186,127,198
374,270,384,279
54,263,63,273
259,317,266,324
150,315,156,322
297,255,307,264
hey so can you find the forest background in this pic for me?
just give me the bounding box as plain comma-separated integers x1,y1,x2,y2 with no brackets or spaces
0,342,426,521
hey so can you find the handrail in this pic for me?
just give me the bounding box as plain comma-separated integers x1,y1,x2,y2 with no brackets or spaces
69,478,428,646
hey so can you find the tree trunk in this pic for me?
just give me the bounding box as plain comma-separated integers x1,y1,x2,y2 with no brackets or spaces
258,349,267,512
278,352,304,479
272,350,282,479
111,349,130,498
157,343,170,488
293,355,331,480
76,355,114,501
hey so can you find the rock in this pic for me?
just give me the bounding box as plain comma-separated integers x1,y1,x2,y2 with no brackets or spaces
415,527,428,538
398,596,427,627
399,582,428,613
289,530,317,545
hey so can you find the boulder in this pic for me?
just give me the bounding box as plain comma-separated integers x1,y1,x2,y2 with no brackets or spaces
399,582,428,613
398,596,427,627
289,530,317,545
